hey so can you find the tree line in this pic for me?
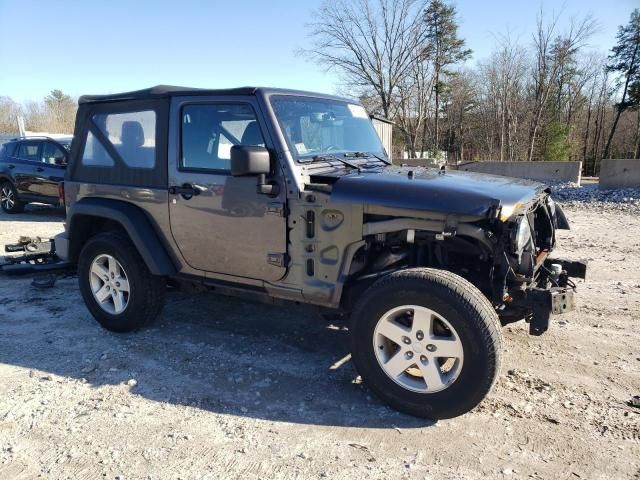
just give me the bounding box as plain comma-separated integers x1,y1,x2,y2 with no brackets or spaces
0,90,76,136
304,0,640,173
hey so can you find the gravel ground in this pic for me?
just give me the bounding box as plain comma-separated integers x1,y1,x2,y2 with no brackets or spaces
551,183,640,215
0,199,639,480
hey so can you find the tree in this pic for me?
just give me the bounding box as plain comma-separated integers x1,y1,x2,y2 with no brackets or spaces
302,3,636,163
423,0,471,151
0,96,22,134
304,0,429,119
44,89,76,133
477,35,528,161
603,9,640,159
527,10,595,161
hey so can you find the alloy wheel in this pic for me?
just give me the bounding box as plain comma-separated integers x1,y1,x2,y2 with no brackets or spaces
373,305,464,393
89,254,131,315
1,186,15,210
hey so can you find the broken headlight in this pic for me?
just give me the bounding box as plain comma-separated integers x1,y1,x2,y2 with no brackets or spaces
514,216,532,253
547,197,557,219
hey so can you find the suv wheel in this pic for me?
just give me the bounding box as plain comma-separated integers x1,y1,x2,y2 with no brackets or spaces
0,181,25,214
350,268,502,419
78,232,165,332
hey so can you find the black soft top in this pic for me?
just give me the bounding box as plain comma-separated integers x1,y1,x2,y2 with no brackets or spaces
79,85,356,105
79,85,257,104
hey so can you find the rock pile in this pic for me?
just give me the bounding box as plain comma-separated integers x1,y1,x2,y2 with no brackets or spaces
550,183,640,214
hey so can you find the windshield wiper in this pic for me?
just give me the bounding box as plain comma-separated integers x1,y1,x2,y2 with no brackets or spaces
344,151,392,165
311,154,362,173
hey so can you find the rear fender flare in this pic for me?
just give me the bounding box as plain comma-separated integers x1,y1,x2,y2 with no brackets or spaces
67,198,176,276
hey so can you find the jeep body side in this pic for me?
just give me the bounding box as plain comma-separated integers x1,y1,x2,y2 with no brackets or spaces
55,85,585,419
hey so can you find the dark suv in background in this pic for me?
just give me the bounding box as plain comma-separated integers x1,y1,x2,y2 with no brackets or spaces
0,136,71,213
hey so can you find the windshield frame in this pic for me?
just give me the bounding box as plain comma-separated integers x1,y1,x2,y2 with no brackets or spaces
267,94,387,163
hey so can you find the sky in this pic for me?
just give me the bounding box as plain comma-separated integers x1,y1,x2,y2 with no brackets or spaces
0,0,637,104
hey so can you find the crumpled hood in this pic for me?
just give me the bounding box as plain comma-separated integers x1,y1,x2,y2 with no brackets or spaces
328,166,547,218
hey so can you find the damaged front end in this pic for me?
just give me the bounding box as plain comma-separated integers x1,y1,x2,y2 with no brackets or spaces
498,193,587,335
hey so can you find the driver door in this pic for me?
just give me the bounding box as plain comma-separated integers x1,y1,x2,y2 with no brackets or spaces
168,97,287,282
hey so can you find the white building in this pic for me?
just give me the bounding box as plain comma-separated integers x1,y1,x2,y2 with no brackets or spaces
371,115,393,159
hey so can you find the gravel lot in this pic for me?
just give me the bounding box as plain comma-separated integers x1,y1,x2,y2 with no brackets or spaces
0,198,639,480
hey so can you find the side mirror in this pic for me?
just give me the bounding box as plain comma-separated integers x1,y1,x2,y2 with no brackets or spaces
230,145,271,176
230,145,278,196
54,156,66,166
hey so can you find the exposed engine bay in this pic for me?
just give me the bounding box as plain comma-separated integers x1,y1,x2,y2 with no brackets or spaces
342,190,586,335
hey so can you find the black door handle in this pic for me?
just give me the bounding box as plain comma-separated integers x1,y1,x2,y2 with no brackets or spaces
36,167,44,172
168,184,204,199
7,164,15,169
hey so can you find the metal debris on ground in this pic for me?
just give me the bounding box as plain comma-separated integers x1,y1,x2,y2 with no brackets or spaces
31,274,59,289
1,236,72,277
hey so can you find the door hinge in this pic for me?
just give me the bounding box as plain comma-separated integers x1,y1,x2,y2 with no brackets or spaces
267,252,289,268
266,202,287,217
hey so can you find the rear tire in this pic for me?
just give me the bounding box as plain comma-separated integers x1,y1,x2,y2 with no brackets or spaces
350,268,502,419
0,181,25,214
78,232,165,332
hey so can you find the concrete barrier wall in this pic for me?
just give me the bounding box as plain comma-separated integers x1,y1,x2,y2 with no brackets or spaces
393,158,443,168
599,159,640,190
458,161,582,185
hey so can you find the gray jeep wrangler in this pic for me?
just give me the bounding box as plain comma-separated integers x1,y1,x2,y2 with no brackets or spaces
55,85,586,419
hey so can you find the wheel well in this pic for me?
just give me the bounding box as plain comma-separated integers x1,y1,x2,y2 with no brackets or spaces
68,215,127,262
340,233,495,312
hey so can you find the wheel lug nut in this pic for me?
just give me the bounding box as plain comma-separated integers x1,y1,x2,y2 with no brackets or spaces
416,330,424,341
426,344,437,352
405,351,413,359
420,355,427,363
402,336,411,345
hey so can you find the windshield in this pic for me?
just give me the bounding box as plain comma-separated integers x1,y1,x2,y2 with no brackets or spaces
270,96,386,161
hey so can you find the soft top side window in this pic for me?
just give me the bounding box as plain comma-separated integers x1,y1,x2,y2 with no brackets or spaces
92,110,157,169
70,99,168,189
81,131,115,167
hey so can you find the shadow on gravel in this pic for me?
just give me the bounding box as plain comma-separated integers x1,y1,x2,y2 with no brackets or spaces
0,204,65,223
0,280,434,430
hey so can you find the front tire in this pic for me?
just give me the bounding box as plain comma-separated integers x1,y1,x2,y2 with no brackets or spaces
0,181,25,214
350,268,502,419
78,232,165,332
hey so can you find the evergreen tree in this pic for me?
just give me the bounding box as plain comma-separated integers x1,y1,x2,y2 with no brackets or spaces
603,9,640,159
423,0,471,151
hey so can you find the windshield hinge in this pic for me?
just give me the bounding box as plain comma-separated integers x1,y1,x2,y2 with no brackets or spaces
267,252,289,268
266,202,287,217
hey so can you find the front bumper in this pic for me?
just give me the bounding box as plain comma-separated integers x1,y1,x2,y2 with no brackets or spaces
527,286,577,335
521,258,587,336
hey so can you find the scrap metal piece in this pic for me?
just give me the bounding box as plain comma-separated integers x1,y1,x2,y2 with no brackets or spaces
31,274,58,289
